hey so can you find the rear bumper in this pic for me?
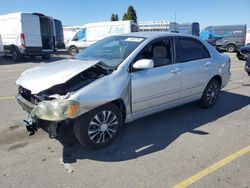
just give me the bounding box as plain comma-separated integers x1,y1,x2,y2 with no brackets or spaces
20,47,54,55
221,71,231,89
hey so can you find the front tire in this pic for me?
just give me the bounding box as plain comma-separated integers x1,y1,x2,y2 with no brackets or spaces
226,44,236,52
199,79,221,108
69,46,78,56
73,103,123,149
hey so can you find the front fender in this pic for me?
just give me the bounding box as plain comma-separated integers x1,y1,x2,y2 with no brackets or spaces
68,67,132,121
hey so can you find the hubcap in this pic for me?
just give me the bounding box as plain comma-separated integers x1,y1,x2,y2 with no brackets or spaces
88,111,119,144
228,46,234,52
206,83,219,105
70,48,77,56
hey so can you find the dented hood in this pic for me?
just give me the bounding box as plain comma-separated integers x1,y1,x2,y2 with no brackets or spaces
16,59,100,94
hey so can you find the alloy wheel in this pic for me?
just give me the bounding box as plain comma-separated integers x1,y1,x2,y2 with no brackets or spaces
206,83,219,105
88,110,119,144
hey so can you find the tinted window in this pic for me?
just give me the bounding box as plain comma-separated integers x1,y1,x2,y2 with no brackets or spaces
177,38,210,62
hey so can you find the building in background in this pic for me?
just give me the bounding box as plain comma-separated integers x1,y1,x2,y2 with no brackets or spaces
138,20,170,31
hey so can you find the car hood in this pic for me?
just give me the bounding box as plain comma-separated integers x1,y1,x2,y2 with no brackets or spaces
16,59,100,94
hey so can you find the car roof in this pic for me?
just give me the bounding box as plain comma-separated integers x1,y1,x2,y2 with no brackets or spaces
119,31,199,39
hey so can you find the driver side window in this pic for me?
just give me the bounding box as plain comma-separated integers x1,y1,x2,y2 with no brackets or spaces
134,38,173,69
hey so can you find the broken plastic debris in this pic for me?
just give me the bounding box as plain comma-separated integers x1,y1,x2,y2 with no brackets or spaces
59,158,74,173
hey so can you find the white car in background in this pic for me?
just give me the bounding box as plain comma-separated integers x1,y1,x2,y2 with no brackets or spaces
0,34,4,57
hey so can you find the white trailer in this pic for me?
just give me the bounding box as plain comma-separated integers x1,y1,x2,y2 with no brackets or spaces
0,12,55,61
0,34,4,57
246,29,250,45
66,21,138,55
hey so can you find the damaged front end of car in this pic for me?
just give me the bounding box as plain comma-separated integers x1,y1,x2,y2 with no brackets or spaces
16,60,113,138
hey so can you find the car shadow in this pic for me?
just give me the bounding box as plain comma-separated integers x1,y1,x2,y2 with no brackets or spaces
56,91,250,164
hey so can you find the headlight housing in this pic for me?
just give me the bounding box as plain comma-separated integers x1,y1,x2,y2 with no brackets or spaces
31,99,80,121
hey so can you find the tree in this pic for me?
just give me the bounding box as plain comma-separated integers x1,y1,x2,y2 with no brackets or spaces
122,13,128,21
111,14,119,21
122,5,137,23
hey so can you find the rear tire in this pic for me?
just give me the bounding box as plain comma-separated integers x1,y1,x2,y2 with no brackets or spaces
69,46,78,56
226,44,236,52
73,103,123,150
199,79,221,108
11,47,22,62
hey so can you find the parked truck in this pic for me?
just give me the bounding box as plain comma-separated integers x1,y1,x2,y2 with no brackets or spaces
66,20,138,55
0,12,56,61
200,25,247,52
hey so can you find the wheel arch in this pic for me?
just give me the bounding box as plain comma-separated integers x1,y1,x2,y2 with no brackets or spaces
68,45,78,50
210,75,222,87
111,99,127,123
10,44,19,51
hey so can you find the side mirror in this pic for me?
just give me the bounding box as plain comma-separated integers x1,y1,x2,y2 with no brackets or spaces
133,59,154,70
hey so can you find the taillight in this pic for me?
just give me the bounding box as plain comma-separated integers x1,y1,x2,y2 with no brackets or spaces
20,33,25,49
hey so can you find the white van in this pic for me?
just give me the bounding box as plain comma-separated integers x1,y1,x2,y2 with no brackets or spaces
0,34,4,58
66,21,138,55
63,26,80,44
0,12,55,61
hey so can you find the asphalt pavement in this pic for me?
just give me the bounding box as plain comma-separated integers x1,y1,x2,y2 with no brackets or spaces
0,53,249,188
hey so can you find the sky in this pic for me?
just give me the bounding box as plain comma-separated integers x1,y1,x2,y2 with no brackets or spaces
0,0,249,29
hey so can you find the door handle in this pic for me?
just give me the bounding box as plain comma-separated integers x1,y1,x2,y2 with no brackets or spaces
205,62,212,67
171,68,181,74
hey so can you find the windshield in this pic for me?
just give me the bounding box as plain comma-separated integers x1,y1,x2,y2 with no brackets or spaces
75,36,146,68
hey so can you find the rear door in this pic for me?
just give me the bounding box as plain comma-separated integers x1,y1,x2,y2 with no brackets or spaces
54,19,65,49
176,37,212,103
21,13,42,47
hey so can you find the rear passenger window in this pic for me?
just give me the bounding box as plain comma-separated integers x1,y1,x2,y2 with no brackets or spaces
177,38,210,62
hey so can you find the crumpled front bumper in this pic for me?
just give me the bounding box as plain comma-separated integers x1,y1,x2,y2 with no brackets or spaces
16,94,34,114
16,94,62,138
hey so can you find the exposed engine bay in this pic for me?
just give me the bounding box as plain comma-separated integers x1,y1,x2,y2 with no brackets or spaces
19,63,113,104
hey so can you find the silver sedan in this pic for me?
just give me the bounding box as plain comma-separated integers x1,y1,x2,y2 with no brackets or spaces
16,32,231,149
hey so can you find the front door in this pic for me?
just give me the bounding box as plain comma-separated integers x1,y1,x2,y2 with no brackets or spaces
131,38,181,118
